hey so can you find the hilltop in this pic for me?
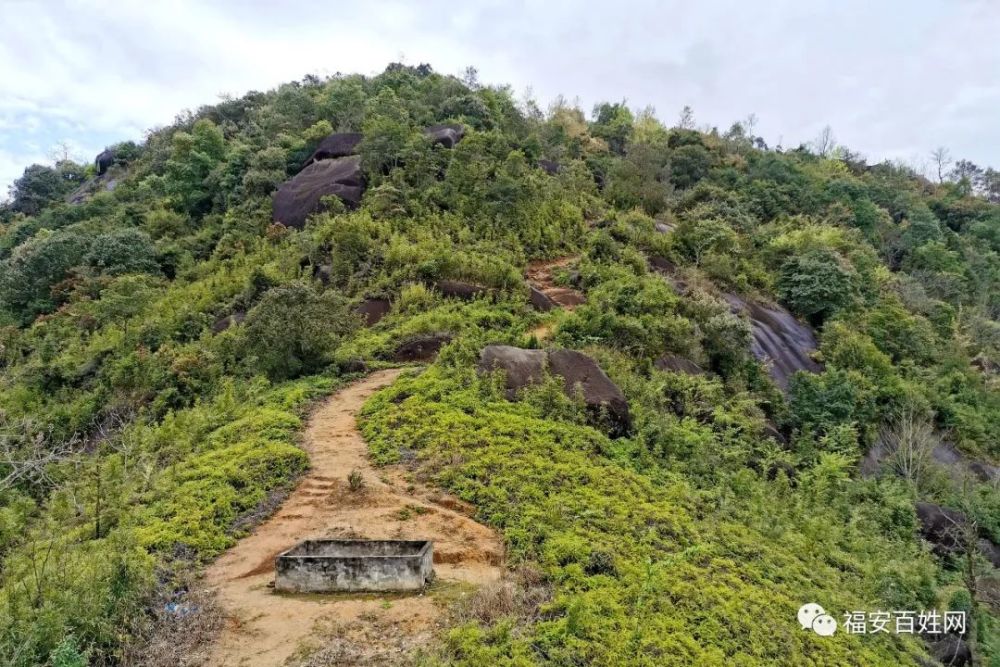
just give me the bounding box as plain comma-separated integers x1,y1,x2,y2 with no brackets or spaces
1,63,999,666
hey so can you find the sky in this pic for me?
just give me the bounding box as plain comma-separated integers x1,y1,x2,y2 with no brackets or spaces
2,0,999,194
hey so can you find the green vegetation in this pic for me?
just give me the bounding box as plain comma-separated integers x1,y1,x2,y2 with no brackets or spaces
1,63,998,665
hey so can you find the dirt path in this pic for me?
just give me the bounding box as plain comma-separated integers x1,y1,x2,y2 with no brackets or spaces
526,256,585,310
202,369,503,666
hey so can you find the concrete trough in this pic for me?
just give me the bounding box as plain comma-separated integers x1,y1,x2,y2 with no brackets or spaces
274,539,434,593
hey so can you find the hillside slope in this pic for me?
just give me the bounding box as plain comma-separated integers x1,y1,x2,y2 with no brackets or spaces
1,64,999,666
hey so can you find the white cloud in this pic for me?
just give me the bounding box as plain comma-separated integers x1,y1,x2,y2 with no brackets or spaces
3,0,1000,193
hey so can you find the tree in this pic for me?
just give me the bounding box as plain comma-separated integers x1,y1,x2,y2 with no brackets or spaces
7,162,86,216
930,146,952,184
590,101,634,155
677,105,695,130
778,247,857,323
164,118,226,215
84,229,159,276
811,125,836,158
878,404,937,486
240,283,357,380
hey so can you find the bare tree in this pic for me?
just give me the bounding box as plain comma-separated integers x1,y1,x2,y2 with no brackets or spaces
677,105,695,130
931,146,952,184
743,113,758,140
0,417,79,493
879,405,937,486
812,125,836,157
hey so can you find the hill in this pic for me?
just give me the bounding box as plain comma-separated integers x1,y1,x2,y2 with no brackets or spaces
1,63,999,666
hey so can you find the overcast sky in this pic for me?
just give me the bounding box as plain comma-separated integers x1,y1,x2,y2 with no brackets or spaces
2,0,999,194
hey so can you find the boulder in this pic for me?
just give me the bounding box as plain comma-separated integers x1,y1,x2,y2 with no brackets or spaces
915,502,968,556
548,349,631,438
425,123,465,148
303,132,363,167
211,310,246,334
979,538,1000,568
929,635,972,667
477,345,631,437
654,221,676,234
436,280,489,301
95,149,115,176
969,460,999,483
653,355,703,375
478,346,547,399
272,156,365,229
312,263,332,286
355,298,391,327
337,358,368,374
529,285,557,312
538,159,560,175
391,333,452,362
722,292,822,392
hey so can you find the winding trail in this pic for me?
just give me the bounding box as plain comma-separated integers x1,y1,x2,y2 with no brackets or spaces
202,369,502,666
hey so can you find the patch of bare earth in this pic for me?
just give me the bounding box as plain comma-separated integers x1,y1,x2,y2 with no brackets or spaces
526,256,584,341
199,369,503,666
526,256,585,311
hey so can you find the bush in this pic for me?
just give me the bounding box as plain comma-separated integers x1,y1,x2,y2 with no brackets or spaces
240,282,357,380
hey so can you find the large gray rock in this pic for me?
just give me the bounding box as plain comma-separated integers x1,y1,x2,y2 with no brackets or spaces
529,285,557,312
478,346,547,399
929,635,972,666
478,345,631,437
425,123,465,148
916,502,968,557
436,280,489,301
722,292,822,392
654,356,703,375
95,148,115,176
303,132,363,167
272,156,364,229
391,333,452,362
356,298,391,327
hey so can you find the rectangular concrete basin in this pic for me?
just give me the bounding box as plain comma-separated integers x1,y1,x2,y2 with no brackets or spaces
274,539,434,593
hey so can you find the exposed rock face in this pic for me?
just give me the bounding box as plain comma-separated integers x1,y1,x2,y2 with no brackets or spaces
272,156,364,229
211,310,246,334
529,285,557,312
391,333,452,362
436,280,489,301
95,149,115,176
538,159,560,175
424,124,465,148
479,346,547,399
913,501,1000,567
654,221,676,234
356,298,391,327
303,132,363,167
862,438,999,484
654,355,703,375
478,345,631,437
915,502,968,557
722,292,822,391
929,635,972,667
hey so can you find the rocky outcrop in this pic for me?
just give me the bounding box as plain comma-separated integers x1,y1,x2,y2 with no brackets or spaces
425,124,465,148
654,355,703,375
303,132,363,167
529,285,557,312
355,298,391,327
538,159,560,175
654,221,676,234
914,501,1000,566
915,502,968,556
722,292,822,391
928,635,972,667
391,333,452,362
272,156,364,229
436,280,489,301
211,310,246,334
95,149,115,176
478,345,631,437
